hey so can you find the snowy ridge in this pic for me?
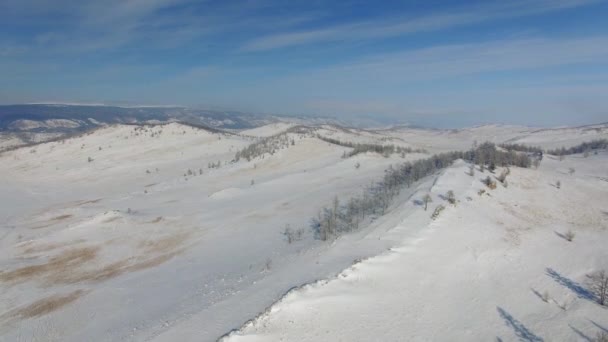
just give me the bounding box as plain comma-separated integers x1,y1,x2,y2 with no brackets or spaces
224,155,608,341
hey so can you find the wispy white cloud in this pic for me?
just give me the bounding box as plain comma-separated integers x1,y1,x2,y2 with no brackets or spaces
235,34,608,124
0,0,326,54
241,0,603,51
281,36,608,87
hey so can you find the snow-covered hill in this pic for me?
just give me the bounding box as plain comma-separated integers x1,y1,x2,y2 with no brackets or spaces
225,153,608,342
0,122,606,341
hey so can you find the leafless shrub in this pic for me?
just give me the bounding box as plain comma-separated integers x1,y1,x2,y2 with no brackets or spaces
595,332,608,342
587,270,608,305
446,190,456,204
423,194,433,211
484,176,497,189
541,290,550,302
263,258,272,272
283,224,304,244
431,205,445,220
564,230,575,242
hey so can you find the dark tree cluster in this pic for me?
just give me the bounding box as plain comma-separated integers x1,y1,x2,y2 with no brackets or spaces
316,134,427,158
499,143,543,154
311,142,532,240
234,133,295,162
546,139,608,156
468,142,532,169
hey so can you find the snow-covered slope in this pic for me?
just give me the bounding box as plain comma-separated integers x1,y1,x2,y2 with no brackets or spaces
0,122,425,341
224,153,608,342
1,122,606,342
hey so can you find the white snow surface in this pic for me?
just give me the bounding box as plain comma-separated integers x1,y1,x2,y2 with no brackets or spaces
225,155,608,342
0,122,607,342
241,122,295,137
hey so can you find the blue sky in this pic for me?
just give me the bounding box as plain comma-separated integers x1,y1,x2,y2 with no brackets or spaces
1,0,607,127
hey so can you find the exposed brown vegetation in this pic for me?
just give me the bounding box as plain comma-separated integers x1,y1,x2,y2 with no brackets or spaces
148,216,164,223
2,233,189,286
76,199,102,206
51,214,73,221
62,250,183,283
0,247,99,285
21,239,85,255
30,213,74,229
7,290,86,320
138,232,190,254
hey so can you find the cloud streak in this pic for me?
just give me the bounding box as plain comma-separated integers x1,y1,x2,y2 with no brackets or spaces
242,0,603,51
274,35,608,88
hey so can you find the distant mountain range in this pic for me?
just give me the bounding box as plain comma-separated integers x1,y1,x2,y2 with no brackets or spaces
0,104,287,132
0,104,351,151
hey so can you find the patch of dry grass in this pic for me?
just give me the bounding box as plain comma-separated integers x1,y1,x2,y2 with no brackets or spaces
138,232,190,254
30,213,74,229
76,199,102,206
2,233,189,286
0,247,99,285
148,216,163,223
9,290,86,319
51,214,72,221
21,240,85,255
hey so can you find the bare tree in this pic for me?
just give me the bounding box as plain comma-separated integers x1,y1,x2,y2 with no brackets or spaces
588,270,608,305
431,205,445,220
568,167,575,176
489,162,496,173
497,170,508,183
308,142,534,240
284,224,294,244
564,230,575,242
446,190,456,204
556,180,561,189
596,332,608,342
484,176,496,189
423,194,432,211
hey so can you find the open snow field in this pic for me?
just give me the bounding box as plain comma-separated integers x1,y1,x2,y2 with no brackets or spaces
0,122,607,341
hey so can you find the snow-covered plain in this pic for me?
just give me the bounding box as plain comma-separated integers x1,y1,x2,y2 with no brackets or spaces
0,122,607,341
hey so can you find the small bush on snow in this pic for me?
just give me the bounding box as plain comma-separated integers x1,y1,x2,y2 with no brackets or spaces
587,270,608,306
431,205,445,220
564,230,575,242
